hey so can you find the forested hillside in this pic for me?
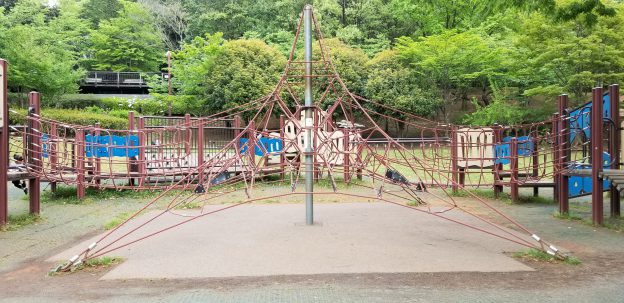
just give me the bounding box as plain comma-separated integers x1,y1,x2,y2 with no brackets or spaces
0,0,623,125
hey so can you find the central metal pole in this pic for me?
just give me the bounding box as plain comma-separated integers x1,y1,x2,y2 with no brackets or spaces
304,5,314,225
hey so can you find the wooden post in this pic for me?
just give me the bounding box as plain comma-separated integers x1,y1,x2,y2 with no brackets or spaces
76,128,85,199
558,95,569,214
609,84,620,217
591,87,604,225
510,137,519,203
197,118,204,184
27,92,41,214
0,59,8,226
279,115,285,181
343,128,350,183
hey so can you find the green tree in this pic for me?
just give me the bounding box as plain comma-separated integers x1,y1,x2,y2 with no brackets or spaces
167,33,225,96
0,0,85,102
396,30,507,121
80,0,122,28
513,5,624,102
202,39,286,114
163,35,286,116
312,38,369,96
88,0,164,71
365,50,442,135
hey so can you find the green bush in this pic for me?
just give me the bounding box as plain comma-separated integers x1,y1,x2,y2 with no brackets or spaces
9,108,127,129
51,94,110,109
101,94,203,116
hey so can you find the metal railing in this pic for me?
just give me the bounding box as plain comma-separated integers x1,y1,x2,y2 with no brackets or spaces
82,71,166,88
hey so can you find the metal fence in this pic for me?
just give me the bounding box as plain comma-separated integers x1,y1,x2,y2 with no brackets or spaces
82,71,166,88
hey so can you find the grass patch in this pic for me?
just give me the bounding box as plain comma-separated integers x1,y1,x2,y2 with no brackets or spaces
513,249,581,265
50,256,123,276
603,217,624,232
406,200,422,206
82,256,122,268
451,188,554,205
553,211,583,221
103,212,133,230
554,210,624,232
517,195,555,204
42,185,181,205
175,201,204,209
1,213,42,231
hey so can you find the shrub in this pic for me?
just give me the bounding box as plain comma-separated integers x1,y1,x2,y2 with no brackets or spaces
9,108,127,129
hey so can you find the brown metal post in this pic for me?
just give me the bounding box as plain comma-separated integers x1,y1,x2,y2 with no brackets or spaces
510,137,519,203
197,118,204,184
185,113,191,156
343,128,350,183
558,95,569,214
50,122,57,192
27,92,41,214
492,124,503,197
247,121,256,172
279,115,285,181
591,87,604,225
450,127,458,193
138,117,146,187
609,84,620,217
234,115,242,171
313,108,319,181
167,51,172,96
552,113,560,204
0,59,9,226
127,111,135,186
94,123,101,188
76,128,85,199
356,136,362,181
531,136,539,197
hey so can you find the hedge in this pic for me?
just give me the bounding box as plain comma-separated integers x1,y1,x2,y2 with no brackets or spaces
9,108,128,130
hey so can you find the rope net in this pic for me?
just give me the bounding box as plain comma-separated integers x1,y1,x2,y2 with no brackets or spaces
7,7,590,271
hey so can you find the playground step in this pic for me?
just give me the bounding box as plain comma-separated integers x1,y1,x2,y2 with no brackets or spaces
565,168,624,177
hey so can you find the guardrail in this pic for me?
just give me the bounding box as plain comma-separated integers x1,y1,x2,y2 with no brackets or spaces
82,71,166,88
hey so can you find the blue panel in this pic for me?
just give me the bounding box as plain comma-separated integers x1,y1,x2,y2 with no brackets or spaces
568,152,612,197
239,137,283,156
569,93,610,144
494,136,534,164
42,134,49,158
84,135,139,158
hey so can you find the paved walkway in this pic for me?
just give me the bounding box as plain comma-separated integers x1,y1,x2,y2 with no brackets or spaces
52,203,532,279
1,187,623,302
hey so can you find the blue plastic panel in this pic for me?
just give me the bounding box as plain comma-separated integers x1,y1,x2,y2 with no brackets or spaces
568,152,612,198
494,136,534,165
569,93,610,144
85,135,139,158
239,137,283,156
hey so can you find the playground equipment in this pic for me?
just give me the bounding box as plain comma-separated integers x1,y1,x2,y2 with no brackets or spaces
0,60,41,226
557,86,621,224
1,6,597,271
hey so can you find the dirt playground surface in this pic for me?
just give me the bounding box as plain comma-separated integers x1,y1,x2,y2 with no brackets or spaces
1,186,624,302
